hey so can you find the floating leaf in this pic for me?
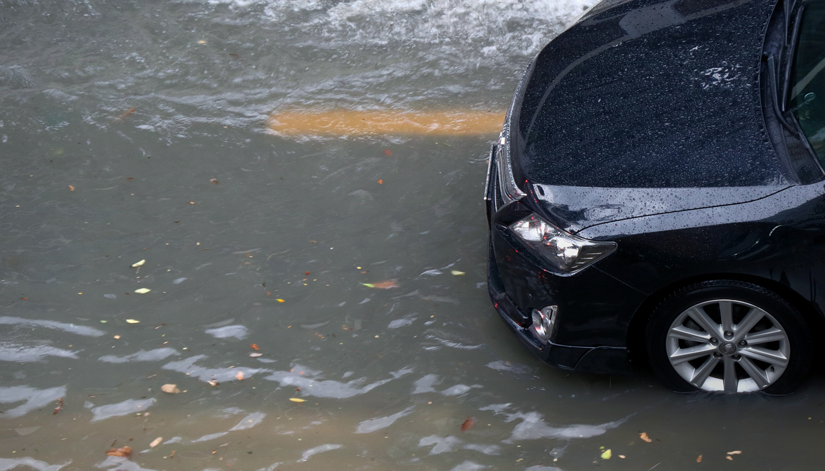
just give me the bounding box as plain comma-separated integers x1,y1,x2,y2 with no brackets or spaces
149,437,162,448
126,319,140,324
131,259,145,268
640,432,652,443
236,371,244,381
161,384,180,394
69,185,75,192
210,178,219,184
384,149,392,156
250,344,259,350
363,280,399,289
727,451,742,455
208,381,219,387
601,449,612,460
460,417,474,432
113,107,137,123
377,179,383,184
697,455,702,463
106,446,132,458
276,298,285,303
289,398,305,403
249,353,262,358
451,270,465,276
134,288,151,294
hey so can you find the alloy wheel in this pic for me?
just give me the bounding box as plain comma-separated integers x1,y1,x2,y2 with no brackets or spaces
665,299,789,393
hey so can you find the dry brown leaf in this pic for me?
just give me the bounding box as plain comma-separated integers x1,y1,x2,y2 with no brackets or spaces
696,455,702,463
106,446,132,458
250,344,259,350
377,179,384,184
236,371,244,381
161,384,180,394
640,432,652,443
460,417,474,432
149,437,162,448
69,185,75,192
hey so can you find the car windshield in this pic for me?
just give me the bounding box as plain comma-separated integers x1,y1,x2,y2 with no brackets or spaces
791,1,825,163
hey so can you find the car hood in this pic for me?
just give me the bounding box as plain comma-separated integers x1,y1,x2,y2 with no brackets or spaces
532,184,792,234
510,0,786,189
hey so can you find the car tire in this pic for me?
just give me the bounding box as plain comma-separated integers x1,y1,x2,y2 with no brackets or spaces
646,280,812,394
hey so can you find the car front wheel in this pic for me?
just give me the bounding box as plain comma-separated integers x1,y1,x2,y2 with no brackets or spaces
646,280,812,394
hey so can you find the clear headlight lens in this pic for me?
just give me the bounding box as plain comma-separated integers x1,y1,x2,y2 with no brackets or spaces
509,214,617,274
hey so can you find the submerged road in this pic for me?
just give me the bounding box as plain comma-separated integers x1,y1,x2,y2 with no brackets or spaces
1,0,822,470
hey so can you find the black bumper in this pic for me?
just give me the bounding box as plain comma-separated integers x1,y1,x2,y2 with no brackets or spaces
487,243,633,375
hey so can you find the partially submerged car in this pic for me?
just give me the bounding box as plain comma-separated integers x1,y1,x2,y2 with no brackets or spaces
485,0,825,393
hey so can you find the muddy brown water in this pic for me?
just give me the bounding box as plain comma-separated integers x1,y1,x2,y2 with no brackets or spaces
1,1,823,470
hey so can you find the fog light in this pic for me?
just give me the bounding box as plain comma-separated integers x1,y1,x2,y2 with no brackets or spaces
531,305,557,342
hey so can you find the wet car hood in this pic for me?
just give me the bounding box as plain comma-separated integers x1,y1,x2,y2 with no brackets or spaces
532,184,792,234
510,0,787,189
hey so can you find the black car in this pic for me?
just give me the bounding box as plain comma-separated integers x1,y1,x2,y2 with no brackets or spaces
485,0,825,394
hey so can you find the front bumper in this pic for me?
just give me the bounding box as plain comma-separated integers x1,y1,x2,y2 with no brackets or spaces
487,240,633,375
485,144,638,376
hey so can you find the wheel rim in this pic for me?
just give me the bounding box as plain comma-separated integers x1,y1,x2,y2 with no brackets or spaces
665,299,790,393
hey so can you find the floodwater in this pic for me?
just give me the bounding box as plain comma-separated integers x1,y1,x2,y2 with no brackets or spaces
0,1,823,470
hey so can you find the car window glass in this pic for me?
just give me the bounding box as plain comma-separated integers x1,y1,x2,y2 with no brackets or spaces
791,1,825,163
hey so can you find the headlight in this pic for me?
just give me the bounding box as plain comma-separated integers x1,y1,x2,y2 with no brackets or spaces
509,214,617,274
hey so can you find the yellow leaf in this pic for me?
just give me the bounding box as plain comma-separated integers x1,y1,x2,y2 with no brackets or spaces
601,449,612,460
131,259,145,268
135,288,151,294
125,319,140,324
451,270,465,276
289,398,305,403
277,299,285,303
